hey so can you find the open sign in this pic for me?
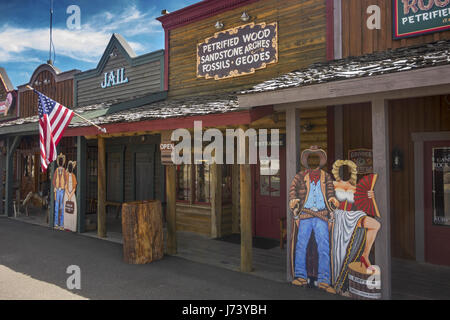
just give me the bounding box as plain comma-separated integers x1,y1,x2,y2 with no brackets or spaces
160,143,175,151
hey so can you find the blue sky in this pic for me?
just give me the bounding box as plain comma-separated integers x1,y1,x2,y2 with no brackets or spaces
0,0,198,87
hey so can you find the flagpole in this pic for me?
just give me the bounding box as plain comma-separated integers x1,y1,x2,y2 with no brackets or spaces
26,85,107,134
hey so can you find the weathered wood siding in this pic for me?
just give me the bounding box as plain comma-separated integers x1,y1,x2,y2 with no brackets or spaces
105,136,164,204
19,71,74,118
222,204,233,236
342,96,450,260
168,0,327,98
176,203,212,236
75,48,163,107
342,0,450,58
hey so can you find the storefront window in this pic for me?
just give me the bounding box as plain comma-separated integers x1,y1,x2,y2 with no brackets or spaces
176,164,233,204
432,147,450,226
176,165,191,201
259,159,281,197
195,163,210,203
222,165,232,204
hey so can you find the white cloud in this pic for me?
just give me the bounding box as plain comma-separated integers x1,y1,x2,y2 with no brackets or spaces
0,4,162,64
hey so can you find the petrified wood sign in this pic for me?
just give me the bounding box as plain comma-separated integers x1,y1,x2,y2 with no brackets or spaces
197,22,278,80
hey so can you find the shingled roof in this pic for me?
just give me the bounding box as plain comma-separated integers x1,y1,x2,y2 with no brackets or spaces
239,40,450,95
0,94,239,132
69,94,239,128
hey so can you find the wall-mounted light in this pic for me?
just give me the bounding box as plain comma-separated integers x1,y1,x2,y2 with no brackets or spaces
241,12,250,22
301,121,315,132
392,147,403,171
215,21,224,30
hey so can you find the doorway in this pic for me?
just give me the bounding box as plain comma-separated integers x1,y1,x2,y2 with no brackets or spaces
253,147,286,240
424,141,450,266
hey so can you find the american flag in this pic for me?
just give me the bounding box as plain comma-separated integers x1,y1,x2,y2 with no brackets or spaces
36,90,74,172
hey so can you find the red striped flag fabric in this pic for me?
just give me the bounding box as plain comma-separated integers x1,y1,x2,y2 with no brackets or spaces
36,90,74,172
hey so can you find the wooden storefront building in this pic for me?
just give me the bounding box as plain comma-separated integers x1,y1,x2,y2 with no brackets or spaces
0,0,448,301
0,63,80,224
0,67,16,216
238,0,450,299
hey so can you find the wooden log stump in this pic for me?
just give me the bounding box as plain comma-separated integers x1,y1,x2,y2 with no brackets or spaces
348,262,381,300
122,200,164,264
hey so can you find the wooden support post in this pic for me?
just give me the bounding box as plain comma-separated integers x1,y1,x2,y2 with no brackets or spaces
5,136,21,217
371,98,392,300
240,125,252,273
166,165,177,254
97,136,107,238
77,136,87,233
285,108,301,282
232,163,240,234
211,163,223,238
334,105,344,161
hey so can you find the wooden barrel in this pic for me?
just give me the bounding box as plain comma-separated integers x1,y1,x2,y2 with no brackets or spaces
121,200,164,264
348,262,381,300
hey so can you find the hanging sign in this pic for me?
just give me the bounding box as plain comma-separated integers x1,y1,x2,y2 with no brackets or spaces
101,68,129,88
393,0,450,39
197,22,278,80
349,149,374,175
160,131,175,165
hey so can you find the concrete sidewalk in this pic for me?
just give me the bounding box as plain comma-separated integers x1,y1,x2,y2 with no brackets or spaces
0,217,338,300
0,265,88,300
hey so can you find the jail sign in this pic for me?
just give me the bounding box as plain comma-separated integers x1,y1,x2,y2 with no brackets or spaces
393,0,450,39
197,22,278,80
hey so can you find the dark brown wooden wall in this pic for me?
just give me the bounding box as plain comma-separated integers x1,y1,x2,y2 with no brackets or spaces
19,71,74,118
168,0,327,98
343,96,450,260
342,0,450,58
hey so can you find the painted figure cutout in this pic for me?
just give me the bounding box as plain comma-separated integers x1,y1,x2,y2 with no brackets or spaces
64,161,78,232
289,146,338,294
53,153,66,230
289,146,382,299
330,160,380,297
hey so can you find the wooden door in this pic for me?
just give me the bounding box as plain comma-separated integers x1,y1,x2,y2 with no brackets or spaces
253,147,286,240
424,141,450,266
134,148,155,201
106,152,123,202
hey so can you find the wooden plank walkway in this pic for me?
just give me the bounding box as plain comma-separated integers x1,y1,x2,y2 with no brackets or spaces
173,231,450,299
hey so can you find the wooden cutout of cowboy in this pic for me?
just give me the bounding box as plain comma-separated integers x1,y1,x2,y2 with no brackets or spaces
289,146,339,294
53,153,66,230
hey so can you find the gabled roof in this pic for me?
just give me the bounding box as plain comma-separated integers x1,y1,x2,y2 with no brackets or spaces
239,40,450,95
74,33,164,81
0,68,14,91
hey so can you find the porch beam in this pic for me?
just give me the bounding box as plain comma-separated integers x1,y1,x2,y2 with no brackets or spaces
371,98,392,300
97,136,107,238
77,136,87,233
211,163,223,238
240,125,252,273
5,136,21,217
285,108,301,282
166,165,177,254
238,65,450,109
